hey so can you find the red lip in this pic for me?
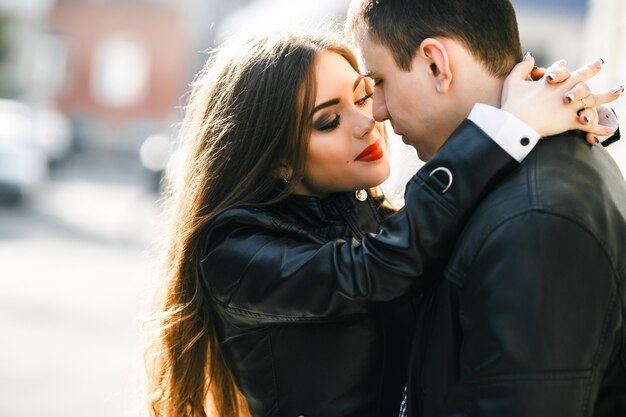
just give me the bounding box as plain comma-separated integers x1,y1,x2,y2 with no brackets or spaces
355,140,384,162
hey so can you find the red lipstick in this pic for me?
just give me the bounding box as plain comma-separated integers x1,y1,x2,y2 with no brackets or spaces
355,140,384,162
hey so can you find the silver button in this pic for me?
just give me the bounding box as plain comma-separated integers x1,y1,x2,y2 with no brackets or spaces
355,189,367,201
429,167,453,194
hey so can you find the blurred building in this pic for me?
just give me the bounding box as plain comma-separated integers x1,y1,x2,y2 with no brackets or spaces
47,1,189,150
51,3,187,122
0,0,253,154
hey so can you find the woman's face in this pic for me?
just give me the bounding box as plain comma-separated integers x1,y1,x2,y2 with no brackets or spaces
291,50,390,197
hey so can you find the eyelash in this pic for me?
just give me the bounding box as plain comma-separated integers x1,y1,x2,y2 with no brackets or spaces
318,115,341,132
316,92,374,132
355,92,373,107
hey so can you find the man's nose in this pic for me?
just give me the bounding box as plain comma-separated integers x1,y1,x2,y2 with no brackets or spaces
372,89,390,122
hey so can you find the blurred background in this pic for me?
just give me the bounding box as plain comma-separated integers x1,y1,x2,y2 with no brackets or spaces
0,0,623,416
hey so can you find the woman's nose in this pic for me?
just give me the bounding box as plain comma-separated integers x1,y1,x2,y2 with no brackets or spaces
353,112,376,139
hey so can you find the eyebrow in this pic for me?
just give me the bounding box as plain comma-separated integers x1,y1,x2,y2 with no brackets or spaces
310,76,365,116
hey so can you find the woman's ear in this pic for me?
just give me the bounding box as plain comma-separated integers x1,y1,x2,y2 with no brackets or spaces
274,163,292,182
420,38,452,93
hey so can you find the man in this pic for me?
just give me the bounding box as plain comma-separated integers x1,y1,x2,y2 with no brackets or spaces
347,1,626,416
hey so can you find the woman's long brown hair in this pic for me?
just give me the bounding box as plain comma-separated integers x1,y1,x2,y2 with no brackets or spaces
146,33,362,417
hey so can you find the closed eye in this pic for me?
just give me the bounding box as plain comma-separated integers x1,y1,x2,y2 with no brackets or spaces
355,92,373,107
315,114,340,132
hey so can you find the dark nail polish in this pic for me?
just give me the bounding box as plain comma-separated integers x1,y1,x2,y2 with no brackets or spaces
565,94,574,103
547,73,555,81
594,137,600,144
610,85,624,95
583,115,590,124
600,58,605,65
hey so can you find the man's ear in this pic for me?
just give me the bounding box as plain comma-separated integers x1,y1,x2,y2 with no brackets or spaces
419,38,452,93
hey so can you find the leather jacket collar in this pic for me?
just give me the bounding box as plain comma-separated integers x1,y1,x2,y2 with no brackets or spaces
272,190,380,226
267,190,385,243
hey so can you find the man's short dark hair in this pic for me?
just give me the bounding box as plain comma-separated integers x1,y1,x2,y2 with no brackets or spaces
347,0,523,78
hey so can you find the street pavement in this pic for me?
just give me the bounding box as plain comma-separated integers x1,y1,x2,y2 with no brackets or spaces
0,152,160,417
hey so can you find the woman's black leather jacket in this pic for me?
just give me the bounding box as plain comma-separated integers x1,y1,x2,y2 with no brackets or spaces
199,121,518,416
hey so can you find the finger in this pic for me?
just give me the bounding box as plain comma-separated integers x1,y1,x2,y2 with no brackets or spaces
580,123,615,138
531,59,566,81
586,132,599,145
563,58,603,88
578,107,597,126
544,66,571,84
509,52,535,80
590,85,624,107
577,116,616,137
564,81,593,105
574,102,617,137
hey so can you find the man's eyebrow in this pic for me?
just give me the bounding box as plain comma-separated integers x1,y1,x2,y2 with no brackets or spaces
311,76,365,117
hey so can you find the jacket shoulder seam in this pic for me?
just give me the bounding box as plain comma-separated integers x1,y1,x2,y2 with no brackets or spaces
455,208,620,282
227,237,279,305
215,299,366,323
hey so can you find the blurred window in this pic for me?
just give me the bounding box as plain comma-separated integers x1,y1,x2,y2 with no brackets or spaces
90,34,150,109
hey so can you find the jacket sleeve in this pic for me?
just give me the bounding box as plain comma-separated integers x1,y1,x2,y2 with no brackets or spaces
442,211,619,417
202,120,518,324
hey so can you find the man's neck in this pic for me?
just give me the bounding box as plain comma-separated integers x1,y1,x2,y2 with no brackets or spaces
469,75,504,109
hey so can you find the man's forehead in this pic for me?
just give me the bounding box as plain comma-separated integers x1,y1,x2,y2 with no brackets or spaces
354,35,386,77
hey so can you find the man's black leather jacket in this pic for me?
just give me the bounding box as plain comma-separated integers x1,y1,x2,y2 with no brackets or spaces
198,121,519,417
407,131,626,417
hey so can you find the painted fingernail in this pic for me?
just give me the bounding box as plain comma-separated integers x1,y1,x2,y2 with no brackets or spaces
594,137,600,144
524,51,533,62
600,58,605,65
565,94,574,103
546,73,555,81
610,85,624,95
583,115,591,124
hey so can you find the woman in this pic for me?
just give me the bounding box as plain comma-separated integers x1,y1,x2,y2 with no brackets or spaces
147,33,618,417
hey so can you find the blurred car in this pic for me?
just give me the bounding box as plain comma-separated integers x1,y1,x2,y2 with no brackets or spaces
0,139,47,202
0,99,60,202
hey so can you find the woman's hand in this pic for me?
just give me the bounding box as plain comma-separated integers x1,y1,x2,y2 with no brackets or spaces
501,54,621,144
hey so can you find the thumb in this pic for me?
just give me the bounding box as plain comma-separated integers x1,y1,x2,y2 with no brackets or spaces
508,52,535,80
